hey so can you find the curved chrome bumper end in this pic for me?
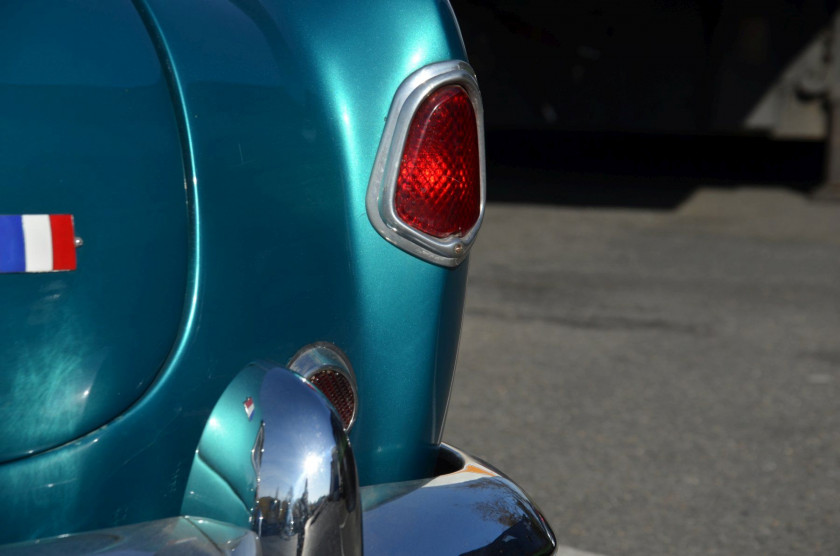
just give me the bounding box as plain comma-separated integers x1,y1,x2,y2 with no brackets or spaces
0,444,555,556
361,443,556,555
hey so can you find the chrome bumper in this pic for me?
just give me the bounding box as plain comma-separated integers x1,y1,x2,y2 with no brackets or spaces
0,516,259,555
1,363,553,555
0,444,555,555
361,443,556,555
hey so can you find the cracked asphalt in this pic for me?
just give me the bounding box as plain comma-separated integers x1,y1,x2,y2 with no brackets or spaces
444,186,840,555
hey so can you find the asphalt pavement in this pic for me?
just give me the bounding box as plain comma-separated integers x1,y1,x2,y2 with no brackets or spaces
443,185,840,555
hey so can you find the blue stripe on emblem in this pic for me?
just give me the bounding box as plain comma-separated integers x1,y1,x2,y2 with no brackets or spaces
0,215,26,272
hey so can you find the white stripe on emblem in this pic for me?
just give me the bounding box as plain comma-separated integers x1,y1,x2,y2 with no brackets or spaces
22,214,53,272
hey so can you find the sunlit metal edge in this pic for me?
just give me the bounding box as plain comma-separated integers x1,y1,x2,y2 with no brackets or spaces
365,60,486,268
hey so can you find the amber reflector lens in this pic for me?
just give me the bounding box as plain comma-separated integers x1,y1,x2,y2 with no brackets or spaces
309,369,355,429
395,85,480,238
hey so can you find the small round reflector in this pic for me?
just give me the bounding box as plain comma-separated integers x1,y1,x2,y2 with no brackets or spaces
288,343,358,431
395,85,480,238
308,368,356,430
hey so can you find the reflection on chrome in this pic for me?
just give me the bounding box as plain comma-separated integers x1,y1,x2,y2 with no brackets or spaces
360,443,556,555
250,364,362,556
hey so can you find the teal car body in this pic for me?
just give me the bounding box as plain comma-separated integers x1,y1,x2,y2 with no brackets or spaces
0,1,554,553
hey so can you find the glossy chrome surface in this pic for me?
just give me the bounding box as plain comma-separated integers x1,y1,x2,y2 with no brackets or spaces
251,363,362,556
0,517,258,555
182,362,362,555
361,443,556,555
288,342,358,431
366,60,486,267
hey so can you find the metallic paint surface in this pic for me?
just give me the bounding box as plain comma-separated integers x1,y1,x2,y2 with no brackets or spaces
0,0,188,463
134,0,469,486
0,0,470,544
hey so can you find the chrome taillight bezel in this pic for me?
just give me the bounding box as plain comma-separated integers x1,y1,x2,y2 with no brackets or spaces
365,60,486,267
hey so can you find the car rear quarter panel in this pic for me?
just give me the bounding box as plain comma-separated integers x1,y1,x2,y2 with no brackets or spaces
0,0,470,543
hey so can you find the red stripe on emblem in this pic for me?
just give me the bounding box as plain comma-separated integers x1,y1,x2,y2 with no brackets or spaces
49,214,76,271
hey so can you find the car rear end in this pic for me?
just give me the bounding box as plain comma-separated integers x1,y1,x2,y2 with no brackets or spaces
0,0,555,553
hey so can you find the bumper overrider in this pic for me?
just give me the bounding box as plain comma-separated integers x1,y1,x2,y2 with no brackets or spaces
0,366,555,555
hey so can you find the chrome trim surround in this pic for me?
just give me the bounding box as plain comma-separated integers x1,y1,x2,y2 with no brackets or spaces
366,60,486,267
250,363,362,556
360,443,557,555
251,421,265,478
288,342,359,431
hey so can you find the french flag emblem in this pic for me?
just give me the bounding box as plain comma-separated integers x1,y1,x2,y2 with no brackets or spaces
0,214,77,273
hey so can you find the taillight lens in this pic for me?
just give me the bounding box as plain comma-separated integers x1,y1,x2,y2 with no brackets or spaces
395,85,480,238
366,61,484,267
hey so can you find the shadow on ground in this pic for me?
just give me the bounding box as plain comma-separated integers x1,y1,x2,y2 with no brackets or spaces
487,130,827,209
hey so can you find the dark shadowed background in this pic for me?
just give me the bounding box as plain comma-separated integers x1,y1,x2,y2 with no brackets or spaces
444,2,840,555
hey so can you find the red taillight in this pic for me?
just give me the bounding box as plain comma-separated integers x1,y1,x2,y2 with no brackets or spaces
366,61,484,266
395,85,480,239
